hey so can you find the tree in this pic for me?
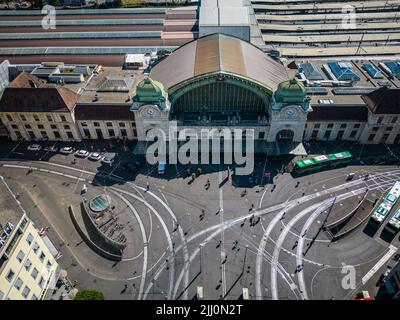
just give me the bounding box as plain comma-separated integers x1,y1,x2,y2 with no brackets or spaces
74,290,105,300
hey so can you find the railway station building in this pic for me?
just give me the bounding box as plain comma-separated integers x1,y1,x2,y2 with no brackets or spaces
1,33,400,154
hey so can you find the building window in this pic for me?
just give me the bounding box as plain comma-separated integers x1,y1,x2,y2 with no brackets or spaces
314,123,320,129
38,276,45,289
386,127,393,131
340,124,347,129
50,125,57,129
33,242,39,253
38,125,44,130
372,126,378,132
354,124,360,129
324,130,331,140
14,131,22,139
377,117,383,124
94,122,100,127
47,115,53,122
327,123,333,129
16,250,25,263
6,114,12,121
31,268,39,280
350,130,357,138
311,130,318,140
11,124,18,129
106,122,113,127
64,125,70,130
119,122,125,127
53,131,61,139
25,259,32,272
46,261,52,271
33,115,40,122
26,233,33,245
60,115,67,122
39,251,46,262
22,286,31,299
336,130,344,141
28,131,35,139
6,269,15,282
25,124,31,129
108,129,115,137
14,277,23,291
381,134,390,143
66,131,73,139
121,129,127,137
81,122,87,127
31,294,38,300
368,134,375,142
392,116,398,124
40,131,47,139
259,132,265,139
20,114,27,121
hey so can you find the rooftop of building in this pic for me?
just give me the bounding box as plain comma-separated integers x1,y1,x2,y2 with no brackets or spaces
0,72,79,113
150,33,289,92
77,66,146,104
286,58,400,107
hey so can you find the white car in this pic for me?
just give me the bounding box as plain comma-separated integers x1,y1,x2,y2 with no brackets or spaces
44,145,58,152
75,149,89,158
88,152,102,161
27,144,42,151
60,147,74,154
101,156,115,166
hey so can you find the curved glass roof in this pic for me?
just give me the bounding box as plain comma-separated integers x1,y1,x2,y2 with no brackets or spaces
0,8,166,15
89,194,111,213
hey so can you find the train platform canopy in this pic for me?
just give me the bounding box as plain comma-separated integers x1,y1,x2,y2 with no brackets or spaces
150,33,288,93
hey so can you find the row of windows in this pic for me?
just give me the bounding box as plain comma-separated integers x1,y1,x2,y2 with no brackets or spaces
311,123,361,130
6,114,67,123
14,130,74,140
80,121,135,128
377,116,399,124
12,124,70,130
309,129,358,141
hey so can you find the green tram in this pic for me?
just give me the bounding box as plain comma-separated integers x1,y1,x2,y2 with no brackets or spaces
385,207,400,234
369,181,400,229
292,151,352,176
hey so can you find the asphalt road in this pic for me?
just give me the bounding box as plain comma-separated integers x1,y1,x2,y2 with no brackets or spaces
0,140,399,300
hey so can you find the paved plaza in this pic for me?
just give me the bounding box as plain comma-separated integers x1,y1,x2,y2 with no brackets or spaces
0,140,399,300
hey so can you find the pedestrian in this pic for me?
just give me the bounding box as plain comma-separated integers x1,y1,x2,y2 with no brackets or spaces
146,183,150,192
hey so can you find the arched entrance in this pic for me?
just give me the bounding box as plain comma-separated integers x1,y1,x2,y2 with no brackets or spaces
276,129,294,142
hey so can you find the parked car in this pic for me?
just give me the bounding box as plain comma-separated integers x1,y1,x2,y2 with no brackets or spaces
346,173,355,181
27,144,42,151
44,145,58,152
88,152,102,161
60,147,74,154
123,162,139,174
75,150,89,158
101,156,115,166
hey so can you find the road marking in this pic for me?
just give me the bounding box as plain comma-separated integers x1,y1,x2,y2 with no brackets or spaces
218,170,227,299
111,191,148,300
361,245,398,285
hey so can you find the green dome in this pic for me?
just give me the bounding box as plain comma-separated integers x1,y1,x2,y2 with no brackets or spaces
134,78,166,103
275,79,309,103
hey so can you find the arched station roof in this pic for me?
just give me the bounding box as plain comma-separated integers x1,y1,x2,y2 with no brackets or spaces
150,33,289,93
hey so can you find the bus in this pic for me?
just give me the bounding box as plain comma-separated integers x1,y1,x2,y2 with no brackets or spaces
369,181,400,228
385,207,400,234
292,151,352,176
